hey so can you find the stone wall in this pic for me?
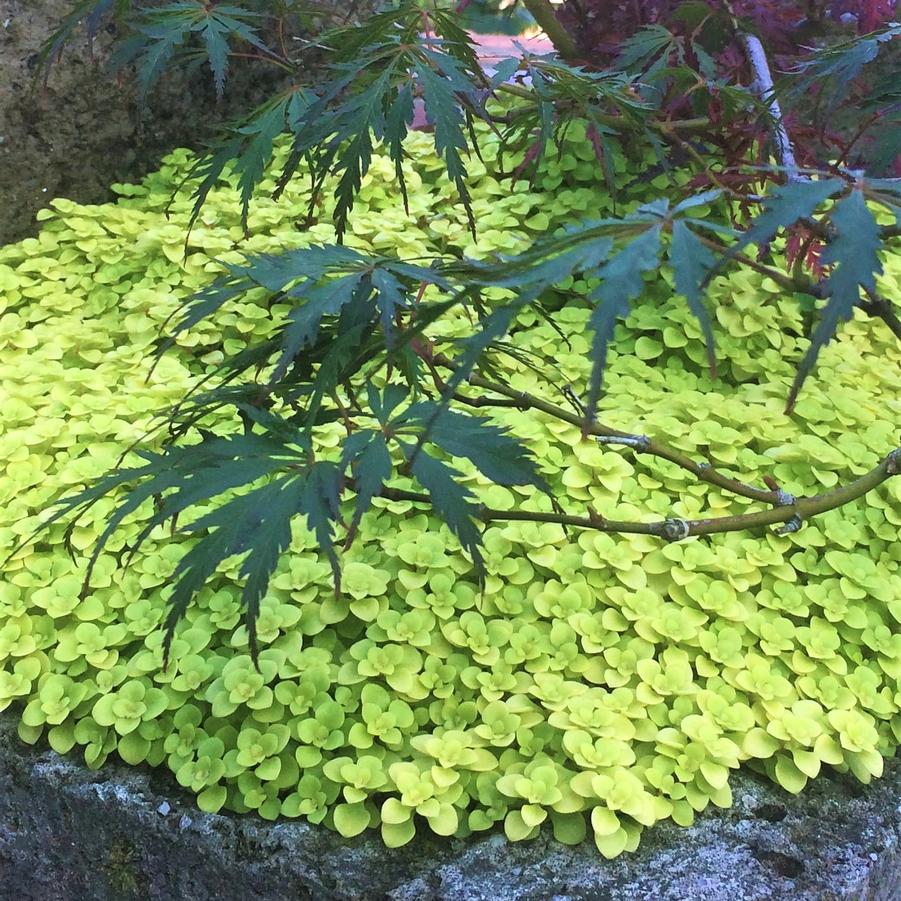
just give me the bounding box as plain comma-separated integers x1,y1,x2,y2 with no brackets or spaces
1,719,899,901
0,0,368,245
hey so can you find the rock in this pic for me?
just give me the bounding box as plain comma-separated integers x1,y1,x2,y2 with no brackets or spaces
0,0,283,244
1,719,900,900
0,0,381,245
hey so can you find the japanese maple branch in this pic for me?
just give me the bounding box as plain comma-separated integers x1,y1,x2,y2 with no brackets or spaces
373,448,901,540
694,233,821,295
227,50,296,73
736,30,802,182
521,0,580,61
434,356,780,506
860,289,901,342
496,82,711,134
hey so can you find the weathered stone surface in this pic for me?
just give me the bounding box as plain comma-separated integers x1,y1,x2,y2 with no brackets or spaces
0,718,899,900
0,0,294,245
0,1,388,245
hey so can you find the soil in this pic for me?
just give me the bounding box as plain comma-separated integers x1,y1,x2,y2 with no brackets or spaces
0,0,290,245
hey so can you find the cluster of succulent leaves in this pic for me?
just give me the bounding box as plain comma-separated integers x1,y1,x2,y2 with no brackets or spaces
30,1,901,649
5,0,899,855
2,119,900,854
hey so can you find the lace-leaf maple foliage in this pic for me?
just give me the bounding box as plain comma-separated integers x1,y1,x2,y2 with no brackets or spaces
2,0,901,855
22,0,901,653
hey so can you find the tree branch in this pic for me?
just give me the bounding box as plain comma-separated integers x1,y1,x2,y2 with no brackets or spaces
496,82,712,135
373,449,901,541
433,358,782,506
694,233,822,296
522,0,580,61
860,289,901,342
737,31,803,182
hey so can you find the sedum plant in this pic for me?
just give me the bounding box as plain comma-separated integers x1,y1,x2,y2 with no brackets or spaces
1,125,900,857
0,0,899,858
24,0,901,656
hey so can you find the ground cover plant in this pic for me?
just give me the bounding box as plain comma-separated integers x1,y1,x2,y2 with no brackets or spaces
1,0,900,857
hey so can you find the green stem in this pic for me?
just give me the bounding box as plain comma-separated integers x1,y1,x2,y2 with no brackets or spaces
375,448,900,540
495,83,711,135
861,290,901,343
521,0,580,61
694,234,820,296
448,364,780,506
228,51,296,74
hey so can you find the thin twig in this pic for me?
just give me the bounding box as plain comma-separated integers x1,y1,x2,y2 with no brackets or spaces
695,233,822,296
496,82,712,135
860,289,901,342
227,50,295,74
452,392,527,410
437,358,782,506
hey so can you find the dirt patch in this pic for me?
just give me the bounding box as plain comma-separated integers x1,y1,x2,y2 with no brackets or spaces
0,0,292,244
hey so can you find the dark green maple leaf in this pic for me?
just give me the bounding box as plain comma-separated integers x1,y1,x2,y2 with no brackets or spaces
586,224,663,420
670,219,717,375
787,190,883,411
406,447,484,573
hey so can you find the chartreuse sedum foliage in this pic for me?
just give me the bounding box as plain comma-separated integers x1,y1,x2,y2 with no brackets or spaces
2,124,901,857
